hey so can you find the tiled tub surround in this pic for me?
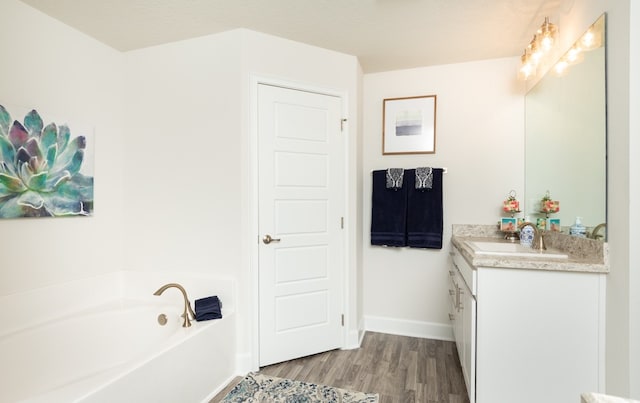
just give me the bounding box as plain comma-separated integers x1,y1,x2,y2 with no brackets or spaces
452,224,609,273
449,224,608,403
0,271,236,403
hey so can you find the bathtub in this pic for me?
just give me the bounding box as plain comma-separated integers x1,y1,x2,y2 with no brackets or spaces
0,272,236,403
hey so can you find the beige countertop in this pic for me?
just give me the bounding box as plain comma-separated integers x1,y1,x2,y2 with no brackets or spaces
452,224,609,274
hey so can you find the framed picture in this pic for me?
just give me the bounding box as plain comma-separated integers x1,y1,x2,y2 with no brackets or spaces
548,218,561,232
382,95,437,155
536,218,547,230
500,217,517,232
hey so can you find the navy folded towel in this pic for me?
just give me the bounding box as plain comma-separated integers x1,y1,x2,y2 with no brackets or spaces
371,170,408,247
406,168,444,249
195,296,222,321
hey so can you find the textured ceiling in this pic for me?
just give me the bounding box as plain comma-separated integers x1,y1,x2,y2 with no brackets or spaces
19,0,571,72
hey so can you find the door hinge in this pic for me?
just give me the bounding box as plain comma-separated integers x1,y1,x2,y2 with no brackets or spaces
341,314,345,327
340,217,344,229
340,118,347,132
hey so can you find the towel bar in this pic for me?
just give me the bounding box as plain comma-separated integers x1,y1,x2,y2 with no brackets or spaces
370,167,447,174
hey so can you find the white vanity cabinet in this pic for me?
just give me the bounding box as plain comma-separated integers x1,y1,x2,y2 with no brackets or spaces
450,244,606,403
449,249,476,399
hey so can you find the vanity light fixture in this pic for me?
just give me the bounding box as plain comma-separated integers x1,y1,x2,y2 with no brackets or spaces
528,37,544,65
579,24,603,50
553,59,569,76
565,46,584,64
539,17,558,51
518,17,558,80
552,45,584,77
518,48,536,81
551,17,603,78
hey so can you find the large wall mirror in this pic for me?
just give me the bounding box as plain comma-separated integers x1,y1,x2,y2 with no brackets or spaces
525,14,607,240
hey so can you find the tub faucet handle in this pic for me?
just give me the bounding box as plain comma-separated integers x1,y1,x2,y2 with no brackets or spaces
153,283,195,328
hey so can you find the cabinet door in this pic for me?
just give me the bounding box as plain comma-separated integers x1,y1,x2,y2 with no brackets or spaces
475,267,604,403
460,281,476,402
448,265,460,339
451,248,476,402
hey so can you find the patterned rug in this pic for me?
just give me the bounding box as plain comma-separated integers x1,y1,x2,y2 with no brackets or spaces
222,372,379,403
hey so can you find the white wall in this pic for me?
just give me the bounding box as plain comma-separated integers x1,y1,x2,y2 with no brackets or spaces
627,1,640,398
123,30,245,361
362,58,524,338
0,0,126,296
123,28,362,368
602,0,633,394
123,31,243,277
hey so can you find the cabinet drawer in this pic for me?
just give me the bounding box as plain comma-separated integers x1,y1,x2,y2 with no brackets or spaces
452,246,476,296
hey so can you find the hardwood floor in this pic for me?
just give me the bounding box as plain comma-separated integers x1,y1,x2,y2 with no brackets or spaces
211,332,470,403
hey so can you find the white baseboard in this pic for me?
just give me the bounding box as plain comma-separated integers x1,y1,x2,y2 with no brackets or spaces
358,317,366,345
364,315,454,341
200,374,237,403
235,352,254,374
343,328,361,350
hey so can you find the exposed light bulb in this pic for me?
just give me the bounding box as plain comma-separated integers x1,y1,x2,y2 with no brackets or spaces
540,34,554,51
553,60,569,76
519,63,536,80
582,30,595,48
537,17,558,52
518,49,536,80
566,46,584,64
529,37,543,64
580,27,602,50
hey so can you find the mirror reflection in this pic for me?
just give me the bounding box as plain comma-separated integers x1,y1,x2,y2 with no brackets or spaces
525,14,606,240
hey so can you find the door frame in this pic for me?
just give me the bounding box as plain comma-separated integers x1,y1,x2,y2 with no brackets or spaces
248,74,350,370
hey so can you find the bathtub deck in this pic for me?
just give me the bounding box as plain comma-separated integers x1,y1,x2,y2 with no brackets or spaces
210,332,468,403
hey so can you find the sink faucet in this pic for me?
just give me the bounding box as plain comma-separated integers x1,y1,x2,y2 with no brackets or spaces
153,283,196,327
518,221,546,251
589,222,607,240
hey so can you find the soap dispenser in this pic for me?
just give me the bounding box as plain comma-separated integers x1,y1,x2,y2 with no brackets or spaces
570,216,587,237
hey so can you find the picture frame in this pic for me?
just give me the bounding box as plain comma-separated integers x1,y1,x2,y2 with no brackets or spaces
536,218,547,230
382,95,437,155
500,217,517,232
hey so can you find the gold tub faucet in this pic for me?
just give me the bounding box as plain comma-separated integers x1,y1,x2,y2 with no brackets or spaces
153,283,196,327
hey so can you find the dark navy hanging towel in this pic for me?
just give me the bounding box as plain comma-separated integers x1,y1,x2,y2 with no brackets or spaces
370,170,408,246
406,168,444,249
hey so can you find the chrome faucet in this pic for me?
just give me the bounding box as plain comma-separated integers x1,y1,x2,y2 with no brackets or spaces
589,222,607,240
153,283,196,327
518,221,546,251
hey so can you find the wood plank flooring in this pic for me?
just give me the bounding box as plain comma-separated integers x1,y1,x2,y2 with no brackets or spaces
211,332,470,403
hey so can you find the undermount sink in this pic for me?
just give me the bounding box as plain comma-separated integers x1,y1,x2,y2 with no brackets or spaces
467,241,569,259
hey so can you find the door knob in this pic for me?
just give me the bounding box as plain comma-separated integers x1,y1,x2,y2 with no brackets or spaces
262,234,281,244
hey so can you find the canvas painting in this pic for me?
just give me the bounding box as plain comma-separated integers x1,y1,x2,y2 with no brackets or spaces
0,104,94,218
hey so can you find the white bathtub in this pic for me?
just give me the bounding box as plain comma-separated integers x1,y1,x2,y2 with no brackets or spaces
0,272,236,403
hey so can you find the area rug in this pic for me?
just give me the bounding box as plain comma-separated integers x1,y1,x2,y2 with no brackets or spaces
222,372,379,403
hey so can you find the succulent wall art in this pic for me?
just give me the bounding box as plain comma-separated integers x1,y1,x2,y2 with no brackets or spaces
0,104,93,218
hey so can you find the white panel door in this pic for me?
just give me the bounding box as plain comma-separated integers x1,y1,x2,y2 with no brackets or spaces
258,84,344,367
